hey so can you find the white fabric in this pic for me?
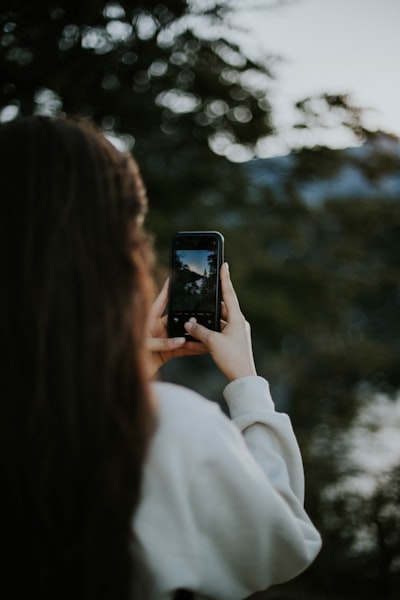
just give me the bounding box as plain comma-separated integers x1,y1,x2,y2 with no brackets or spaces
134,376,321,599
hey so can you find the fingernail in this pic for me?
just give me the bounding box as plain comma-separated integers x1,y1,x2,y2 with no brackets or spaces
189,317,197,323
173,337,186,345
224,262,230,274
185,321,194,332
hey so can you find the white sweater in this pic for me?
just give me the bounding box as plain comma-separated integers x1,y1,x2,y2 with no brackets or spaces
134,376,321,599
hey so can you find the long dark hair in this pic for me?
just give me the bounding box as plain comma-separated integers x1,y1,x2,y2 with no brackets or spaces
0,116,155,599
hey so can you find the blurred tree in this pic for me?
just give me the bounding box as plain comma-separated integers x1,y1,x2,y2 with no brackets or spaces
309,465,400,600
230,160,400,437
236,152,400,599
244,192,400,594
0,0,276,244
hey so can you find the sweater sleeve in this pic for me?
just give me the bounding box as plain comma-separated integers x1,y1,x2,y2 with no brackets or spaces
191,376,321,600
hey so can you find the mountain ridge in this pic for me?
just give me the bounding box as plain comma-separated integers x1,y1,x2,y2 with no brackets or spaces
243,132,400,205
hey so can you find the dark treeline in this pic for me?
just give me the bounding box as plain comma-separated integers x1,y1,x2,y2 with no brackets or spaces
1,1,399,598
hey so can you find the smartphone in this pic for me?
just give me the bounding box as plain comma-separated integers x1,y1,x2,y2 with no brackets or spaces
168,231,224,340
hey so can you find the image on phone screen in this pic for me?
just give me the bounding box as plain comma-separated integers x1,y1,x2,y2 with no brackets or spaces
168,232,223,339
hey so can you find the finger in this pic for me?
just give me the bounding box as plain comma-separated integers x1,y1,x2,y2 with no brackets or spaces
220,263,242,320
221,301,227,321
148,278,169,320
184,319,215,345
146,336,185,352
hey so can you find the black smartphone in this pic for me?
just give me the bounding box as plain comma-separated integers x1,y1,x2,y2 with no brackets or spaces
168,231,224,340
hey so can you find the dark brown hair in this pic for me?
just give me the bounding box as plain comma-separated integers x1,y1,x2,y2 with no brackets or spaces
0,116,155,599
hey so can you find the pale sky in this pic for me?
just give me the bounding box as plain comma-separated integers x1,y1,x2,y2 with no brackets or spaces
228,0,400,156
320,392,400,497
177,250,209,275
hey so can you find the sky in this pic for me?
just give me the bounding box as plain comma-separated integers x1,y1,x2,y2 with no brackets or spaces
228,0,400,157
320,392,400,496
177,250,210,275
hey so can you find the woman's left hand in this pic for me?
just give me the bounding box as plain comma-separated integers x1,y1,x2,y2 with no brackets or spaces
145,278,208,377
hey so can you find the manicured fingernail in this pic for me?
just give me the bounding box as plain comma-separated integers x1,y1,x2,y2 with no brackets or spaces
173,337,186,345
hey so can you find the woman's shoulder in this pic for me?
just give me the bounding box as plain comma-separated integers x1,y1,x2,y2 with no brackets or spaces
148,380,237,464
151,381,223,432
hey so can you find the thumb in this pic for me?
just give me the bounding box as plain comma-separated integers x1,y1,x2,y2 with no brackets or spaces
184,318,214,345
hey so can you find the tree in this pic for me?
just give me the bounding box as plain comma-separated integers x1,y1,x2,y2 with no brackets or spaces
236,143,400,599
0,0,276,242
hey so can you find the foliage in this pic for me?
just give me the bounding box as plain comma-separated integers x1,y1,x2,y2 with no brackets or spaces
237,151,400,598
0,0,275,244
312,465,400,600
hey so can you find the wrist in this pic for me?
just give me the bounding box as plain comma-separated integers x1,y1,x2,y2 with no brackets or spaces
223,376,274,414
224,362,257,382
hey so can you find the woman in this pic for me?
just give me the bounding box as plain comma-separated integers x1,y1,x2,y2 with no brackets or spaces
0,116,321,599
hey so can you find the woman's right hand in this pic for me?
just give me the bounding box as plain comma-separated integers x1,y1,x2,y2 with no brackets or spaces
184,263,257,382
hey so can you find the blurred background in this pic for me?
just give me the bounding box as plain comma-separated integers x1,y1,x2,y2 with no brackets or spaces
1,1,399,598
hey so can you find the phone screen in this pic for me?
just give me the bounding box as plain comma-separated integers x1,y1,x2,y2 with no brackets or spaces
168,231,224,339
